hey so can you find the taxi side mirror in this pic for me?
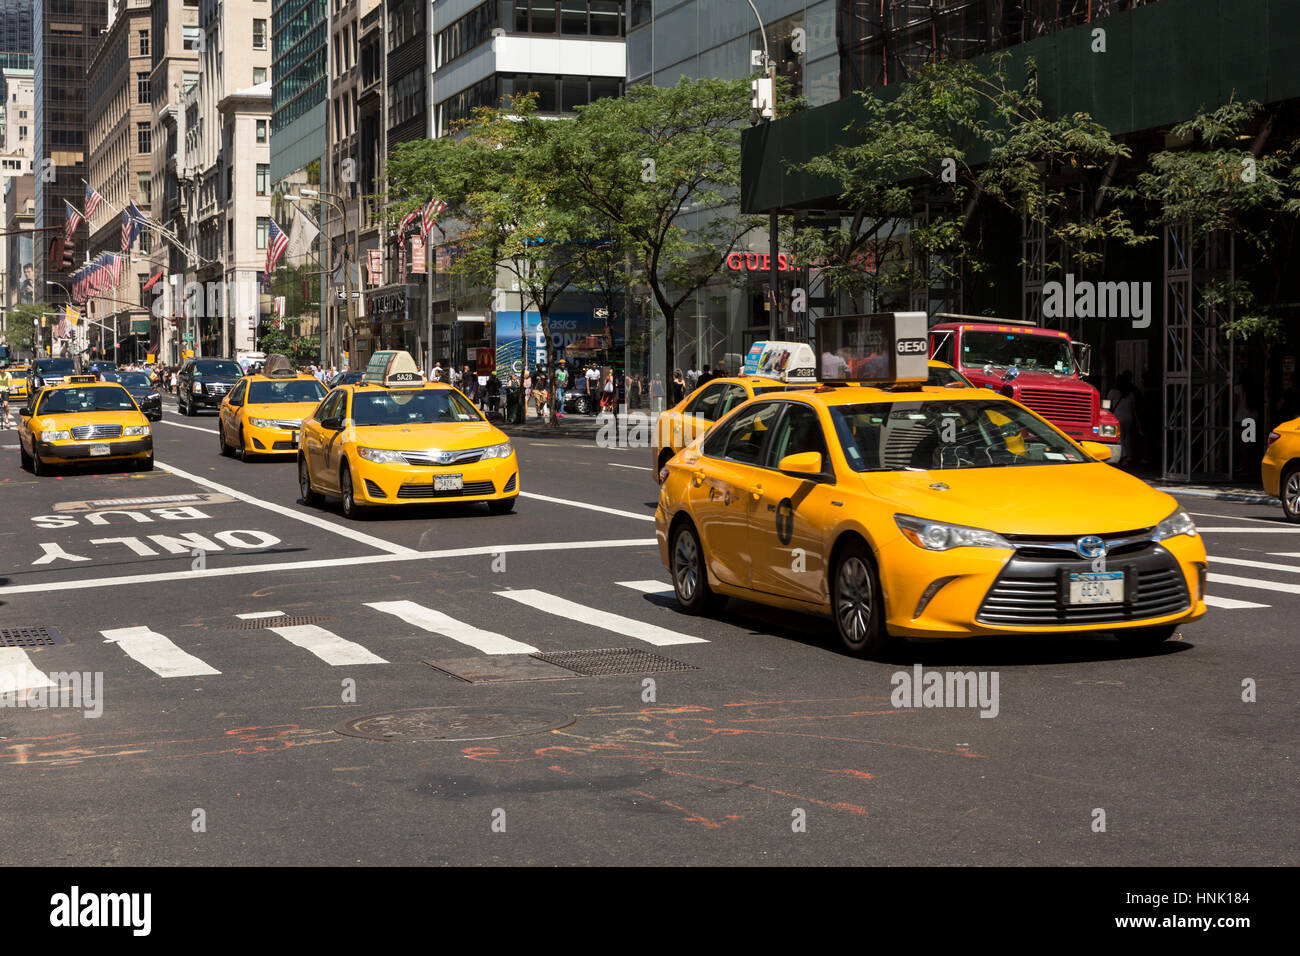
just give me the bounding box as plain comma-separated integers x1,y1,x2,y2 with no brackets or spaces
320,416,343,431
18,406,30,416
1079,441,1113,462
778,451,824,478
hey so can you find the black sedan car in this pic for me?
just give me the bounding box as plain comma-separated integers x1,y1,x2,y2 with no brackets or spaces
98,370,163,421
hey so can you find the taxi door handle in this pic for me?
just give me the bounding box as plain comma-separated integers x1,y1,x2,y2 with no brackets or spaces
749,484,763,501
691,469,705,486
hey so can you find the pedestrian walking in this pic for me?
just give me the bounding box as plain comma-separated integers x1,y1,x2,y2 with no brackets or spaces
554,360,569,419
671,369,686,405
532,367,549,419
650,374,665,414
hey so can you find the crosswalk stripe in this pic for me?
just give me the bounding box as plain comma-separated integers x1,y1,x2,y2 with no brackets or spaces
618,580,674,595
1209,556,1300,574
101,627,221,678
1206,573,1300,595
265,624,387,666
236,610,288,619
496,589,707,646
366,600,538,655
0,648,55,692
1203,595,1270,609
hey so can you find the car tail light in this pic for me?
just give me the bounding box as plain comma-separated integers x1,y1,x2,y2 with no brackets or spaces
658,466,670,484
1267,431,1280,445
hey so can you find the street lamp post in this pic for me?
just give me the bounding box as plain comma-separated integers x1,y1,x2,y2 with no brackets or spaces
301,188,356,370
743,0,781,340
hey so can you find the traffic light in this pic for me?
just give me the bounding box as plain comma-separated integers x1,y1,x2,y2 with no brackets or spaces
62,238,75,270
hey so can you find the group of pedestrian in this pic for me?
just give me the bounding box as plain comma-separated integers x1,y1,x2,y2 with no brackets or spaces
304,365,349,387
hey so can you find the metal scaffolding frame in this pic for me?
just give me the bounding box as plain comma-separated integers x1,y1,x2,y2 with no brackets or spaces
1163,223,1234,482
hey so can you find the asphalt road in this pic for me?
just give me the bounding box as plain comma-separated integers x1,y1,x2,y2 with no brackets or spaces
0,398,1295,866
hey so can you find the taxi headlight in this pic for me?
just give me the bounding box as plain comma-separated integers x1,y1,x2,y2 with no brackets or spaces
248,417,276,429
124,425,150,437
357,446,407,464
1153,508,1197,541
480,441,513,459
41,429,70,442
895,514,1012,551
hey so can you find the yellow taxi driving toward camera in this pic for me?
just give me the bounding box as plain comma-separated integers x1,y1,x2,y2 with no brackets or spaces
655,313,1207,658
1262,416,1300,521
6,364,30,400
17,374,153,475
217,354,328,460
298,350,518,519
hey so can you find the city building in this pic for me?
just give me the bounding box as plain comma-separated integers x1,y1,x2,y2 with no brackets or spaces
33,0,108,309
0,68,34,195
3,172,34,314
85,0,156,363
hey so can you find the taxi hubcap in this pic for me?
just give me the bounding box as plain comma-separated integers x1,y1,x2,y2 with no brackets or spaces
674,532,699,600
299,460,310,496
836,558,872,643
1287,473,1300,514
342,473,353,508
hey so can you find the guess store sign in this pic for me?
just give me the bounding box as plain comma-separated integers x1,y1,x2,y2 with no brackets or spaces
726,252,797,273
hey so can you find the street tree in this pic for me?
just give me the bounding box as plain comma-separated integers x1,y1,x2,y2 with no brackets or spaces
2,302,44,355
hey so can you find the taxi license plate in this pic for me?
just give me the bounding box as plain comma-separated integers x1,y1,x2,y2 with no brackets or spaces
434,474,463,491
1068,571,1124,605
89,445,111,457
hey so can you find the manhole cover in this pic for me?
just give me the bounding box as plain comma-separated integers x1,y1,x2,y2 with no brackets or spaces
333,706,574,742
226,616,333,630
423,656,578,683
0,627,66,648
531,647,696,677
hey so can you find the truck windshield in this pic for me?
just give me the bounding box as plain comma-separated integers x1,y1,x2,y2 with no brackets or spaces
831,399,1086,471
960,331,1074,374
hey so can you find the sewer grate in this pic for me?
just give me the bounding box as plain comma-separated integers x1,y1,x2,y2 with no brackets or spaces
423,655,579,683
334,706,573,742
225,616,333,630
530,647,696,677
0,626,66,648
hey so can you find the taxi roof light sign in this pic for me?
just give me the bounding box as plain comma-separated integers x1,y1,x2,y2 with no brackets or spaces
263,353,296,378
364,350,423,387
743,341,817,383
817,312,929,385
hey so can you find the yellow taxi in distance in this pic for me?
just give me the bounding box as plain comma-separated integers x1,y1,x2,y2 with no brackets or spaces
656,313,1207,658
217,355,327,461
1262,417,1300,521
298,350,518,519
6,364,30,399
17,375,153,475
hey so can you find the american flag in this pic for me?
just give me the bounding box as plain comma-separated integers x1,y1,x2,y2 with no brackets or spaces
265,217,289,275
397,208,419,248
121,201,145,254
63,200,82,242
420,198,447,238
84,183,104,220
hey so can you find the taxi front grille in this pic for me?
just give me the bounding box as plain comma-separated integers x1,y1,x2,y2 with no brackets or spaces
71,424,123,440
976,552,1189,626
1017,389,1092,427
401,448,484,466
397,480,495,499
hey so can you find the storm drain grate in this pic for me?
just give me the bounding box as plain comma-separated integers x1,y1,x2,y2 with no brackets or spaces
225,616,333,630
0,627,66,648
530,647,696,677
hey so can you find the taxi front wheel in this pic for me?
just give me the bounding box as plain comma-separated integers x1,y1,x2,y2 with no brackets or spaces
1115,623,1179,646
671,522,725,615
339,465,365,520
488,497,516,515
299,456,322,507
832,542,894,658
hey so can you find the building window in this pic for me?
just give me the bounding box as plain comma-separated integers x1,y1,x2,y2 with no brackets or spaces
137,72,150,104
254,67,267,85
257,217,269,249
137,122,151,153
139,30,149,56
138,172,151,205
18,125,26,138
253,20,267,50
256,164,269,196
183,26,201,51
256,119,267,143
435,0,500,69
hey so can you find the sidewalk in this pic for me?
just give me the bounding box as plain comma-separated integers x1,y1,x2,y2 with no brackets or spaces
495,406,661,442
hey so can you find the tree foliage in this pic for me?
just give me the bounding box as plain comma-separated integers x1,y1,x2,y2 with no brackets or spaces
2,302,45,353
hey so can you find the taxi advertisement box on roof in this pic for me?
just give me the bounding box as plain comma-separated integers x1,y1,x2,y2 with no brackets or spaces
817,312,929,383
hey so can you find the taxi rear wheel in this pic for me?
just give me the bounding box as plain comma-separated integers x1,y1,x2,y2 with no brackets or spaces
832,542,892,658
299,456,322,507
671,521,725,614
339,465,364,519
1281,464,1300,522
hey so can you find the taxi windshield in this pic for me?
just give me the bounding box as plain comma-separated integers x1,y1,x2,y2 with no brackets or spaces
249,379,326,403
36,386,137,415
350,388,483,425
960,331,1074,374
831,399,1086,471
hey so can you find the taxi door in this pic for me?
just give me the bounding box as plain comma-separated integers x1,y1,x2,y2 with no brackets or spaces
747,403,835,606
686,401,782,590
303,388,345,493
221,380,247,442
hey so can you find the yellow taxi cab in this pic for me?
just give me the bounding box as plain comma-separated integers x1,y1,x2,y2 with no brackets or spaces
655,313,1207,657
1262,417,1300,521
6,364,30,400
654,347,974,478
298,350,518,519
217,354,328,461
17,374,153,475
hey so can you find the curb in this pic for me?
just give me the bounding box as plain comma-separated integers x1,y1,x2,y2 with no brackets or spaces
1149,485,1280,505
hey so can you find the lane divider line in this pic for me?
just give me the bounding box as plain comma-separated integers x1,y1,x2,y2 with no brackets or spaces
519,491,654,522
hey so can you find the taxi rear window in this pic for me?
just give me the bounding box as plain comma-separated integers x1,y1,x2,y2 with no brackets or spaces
36,386,137,415
350,389,482,425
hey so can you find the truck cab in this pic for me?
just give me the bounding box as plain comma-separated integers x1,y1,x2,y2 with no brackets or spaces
928,314,1120,449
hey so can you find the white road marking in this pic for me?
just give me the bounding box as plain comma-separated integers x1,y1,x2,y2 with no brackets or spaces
1206,573,1300,595
0,648,55,692
496,589,706,646
610,463,652,471
367,600,537,655
1203,595,1270,609
1196,527,1300,533
618,579,674,594
236,610,287,619
519,491,654,522
1209,556,1300,574
266,623,387,666
1187,512,1284,524
156,418,216,434
1267,552,1300,558
153,459,416,555
101,626,221,678
0,538,657,596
